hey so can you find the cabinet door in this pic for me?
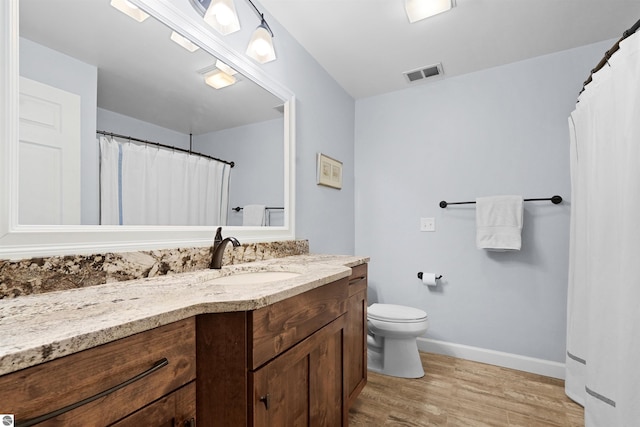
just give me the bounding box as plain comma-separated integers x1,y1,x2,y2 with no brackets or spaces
345,264,368,407
110,382,196,427
250,316,346,427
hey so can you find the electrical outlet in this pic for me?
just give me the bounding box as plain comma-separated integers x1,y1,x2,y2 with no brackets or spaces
420,217,435,232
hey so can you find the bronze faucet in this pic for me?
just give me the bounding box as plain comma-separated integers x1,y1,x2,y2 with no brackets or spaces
210,227,241,269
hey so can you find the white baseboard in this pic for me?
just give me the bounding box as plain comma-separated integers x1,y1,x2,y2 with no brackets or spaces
417,338,566,380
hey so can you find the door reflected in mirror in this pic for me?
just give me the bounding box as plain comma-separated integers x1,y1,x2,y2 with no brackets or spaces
18,0,285,227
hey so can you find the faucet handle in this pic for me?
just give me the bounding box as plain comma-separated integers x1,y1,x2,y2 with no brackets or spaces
214,227,223,247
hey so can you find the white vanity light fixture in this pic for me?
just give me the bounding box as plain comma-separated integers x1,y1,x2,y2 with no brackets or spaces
110,0,150,22
189,0,277,63
204,0,241,35
170,31,200,52
246,19,276,64
405,0,453,23
246,14,276,63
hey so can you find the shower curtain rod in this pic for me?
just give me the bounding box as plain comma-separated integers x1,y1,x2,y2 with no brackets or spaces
97,130,235,167
232,206,284,212
580,17,640,95
439,195,563,208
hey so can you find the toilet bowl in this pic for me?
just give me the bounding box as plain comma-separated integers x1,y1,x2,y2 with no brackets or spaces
367,303,429,379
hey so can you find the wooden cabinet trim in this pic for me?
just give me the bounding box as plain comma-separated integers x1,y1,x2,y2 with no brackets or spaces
196,311,248,427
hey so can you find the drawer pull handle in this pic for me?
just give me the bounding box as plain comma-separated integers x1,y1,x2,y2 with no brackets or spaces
259,393,271,410
349,276,366,285
184,417,196,427
17,358,169,427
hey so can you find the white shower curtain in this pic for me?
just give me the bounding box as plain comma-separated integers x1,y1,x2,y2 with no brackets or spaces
99,136,230,226
566,30,640,426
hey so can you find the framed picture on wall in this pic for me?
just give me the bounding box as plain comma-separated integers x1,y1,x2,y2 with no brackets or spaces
316,153,342,189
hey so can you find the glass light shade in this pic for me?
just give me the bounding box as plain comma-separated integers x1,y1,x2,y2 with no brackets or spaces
170,31,200,52
405,0,452,23
246,25,276,64
110,0,150,22
204,0,241,35
204,70,237,89
215,60,237,76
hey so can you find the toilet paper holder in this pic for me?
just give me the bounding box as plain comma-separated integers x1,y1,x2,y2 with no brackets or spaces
417,272,442,280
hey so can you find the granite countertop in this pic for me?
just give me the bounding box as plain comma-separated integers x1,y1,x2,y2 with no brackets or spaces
0,254,369,376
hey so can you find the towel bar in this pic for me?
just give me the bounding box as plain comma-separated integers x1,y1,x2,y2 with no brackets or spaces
439,195,562,208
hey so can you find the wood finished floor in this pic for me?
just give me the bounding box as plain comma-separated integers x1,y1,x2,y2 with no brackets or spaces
348,352,584,427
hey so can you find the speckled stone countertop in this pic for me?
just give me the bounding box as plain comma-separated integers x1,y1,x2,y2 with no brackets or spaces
0,254,369,376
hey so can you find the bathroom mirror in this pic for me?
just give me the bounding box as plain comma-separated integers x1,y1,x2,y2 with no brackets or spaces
0,0,296,259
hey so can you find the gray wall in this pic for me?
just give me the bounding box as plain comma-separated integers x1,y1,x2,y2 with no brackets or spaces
354,40,614,362
175,0,357,255
254,8,357,254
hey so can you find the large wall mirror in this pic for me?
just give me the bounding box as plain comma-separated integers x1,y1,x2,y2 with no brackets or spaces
0,0,296,259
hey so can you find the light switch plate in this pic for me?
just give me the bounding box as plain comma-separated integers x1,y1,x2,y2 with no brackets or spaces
420,217,435,232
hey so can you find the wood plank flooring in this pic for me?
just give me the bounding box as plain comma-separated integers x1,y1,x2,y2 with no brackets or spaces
348,352,584,426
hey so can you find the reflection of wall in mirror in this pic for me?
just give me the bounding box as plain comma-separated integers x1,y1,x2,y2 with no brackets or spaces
194,119,285,226
20,37,284,227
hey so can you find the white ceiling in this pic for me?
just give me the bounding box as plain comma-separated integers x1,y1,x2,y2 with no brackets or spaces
18,0,640,132
259,0,640,99
19,0,283,135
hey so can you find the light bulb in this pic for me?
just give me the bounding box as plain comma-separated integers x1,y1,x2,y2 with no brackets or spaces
203,0,241,35
252,39,270,57
212,3,233,26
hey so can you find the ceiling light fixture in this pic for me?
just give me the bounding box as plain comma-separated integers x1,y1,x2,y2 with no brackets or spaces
110,0,150,22
405,0,453,23
215,59,238,76
204,0,241,35
245,0,276,64
205,69,237,89
170,31,200,52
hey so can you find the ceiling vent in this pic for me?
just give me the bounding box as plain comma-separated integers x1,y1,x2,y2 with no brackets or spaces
403,63,444,84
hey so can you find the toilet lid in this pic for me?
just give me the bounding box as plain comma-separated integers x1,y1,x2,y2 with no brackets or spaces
368,303,427,322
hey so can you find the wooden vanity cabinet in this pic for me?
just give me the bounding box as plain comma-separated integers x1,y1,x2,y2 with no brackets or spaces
344,263,368,408
0,262,368,427
0,318,196,427
197,276,351,426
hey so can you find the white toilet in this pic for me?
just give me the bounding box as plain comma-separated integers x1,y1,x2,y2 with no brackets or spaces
367,303,429,379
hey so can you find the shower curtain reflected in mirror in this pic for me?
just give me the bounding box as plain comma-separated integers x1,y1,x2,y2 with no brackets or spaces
566,29,640,426
99,136,230,226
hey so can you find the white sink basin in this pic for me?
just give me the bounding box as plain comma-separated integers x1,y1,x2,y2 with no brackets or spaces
207,271,301,285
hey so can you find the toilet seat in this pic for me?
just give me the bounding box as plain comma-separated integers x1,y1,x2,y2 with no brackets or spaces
368,303,427,323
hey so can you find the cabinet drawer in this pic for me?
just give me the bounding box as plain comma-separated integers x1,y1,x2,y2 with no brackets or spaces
0,318,195,427
249,278,348,369
111,381,196,427
348,264,367,297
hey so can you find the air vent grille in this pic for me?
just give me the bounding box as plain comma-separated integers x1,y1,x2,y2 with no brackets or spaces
403,63,444,84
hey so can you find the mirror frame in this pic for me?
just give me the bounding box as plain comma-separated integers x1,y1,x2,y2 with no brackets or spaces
0,0,296,260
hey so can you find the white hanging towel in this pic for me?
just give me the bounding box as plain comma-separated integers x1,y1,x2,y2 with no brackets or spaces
476,195,524,251
243,204,266,226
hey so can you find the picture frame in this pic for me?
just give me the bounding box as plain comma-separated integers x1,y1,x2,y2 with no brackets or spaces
316,153,343,189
